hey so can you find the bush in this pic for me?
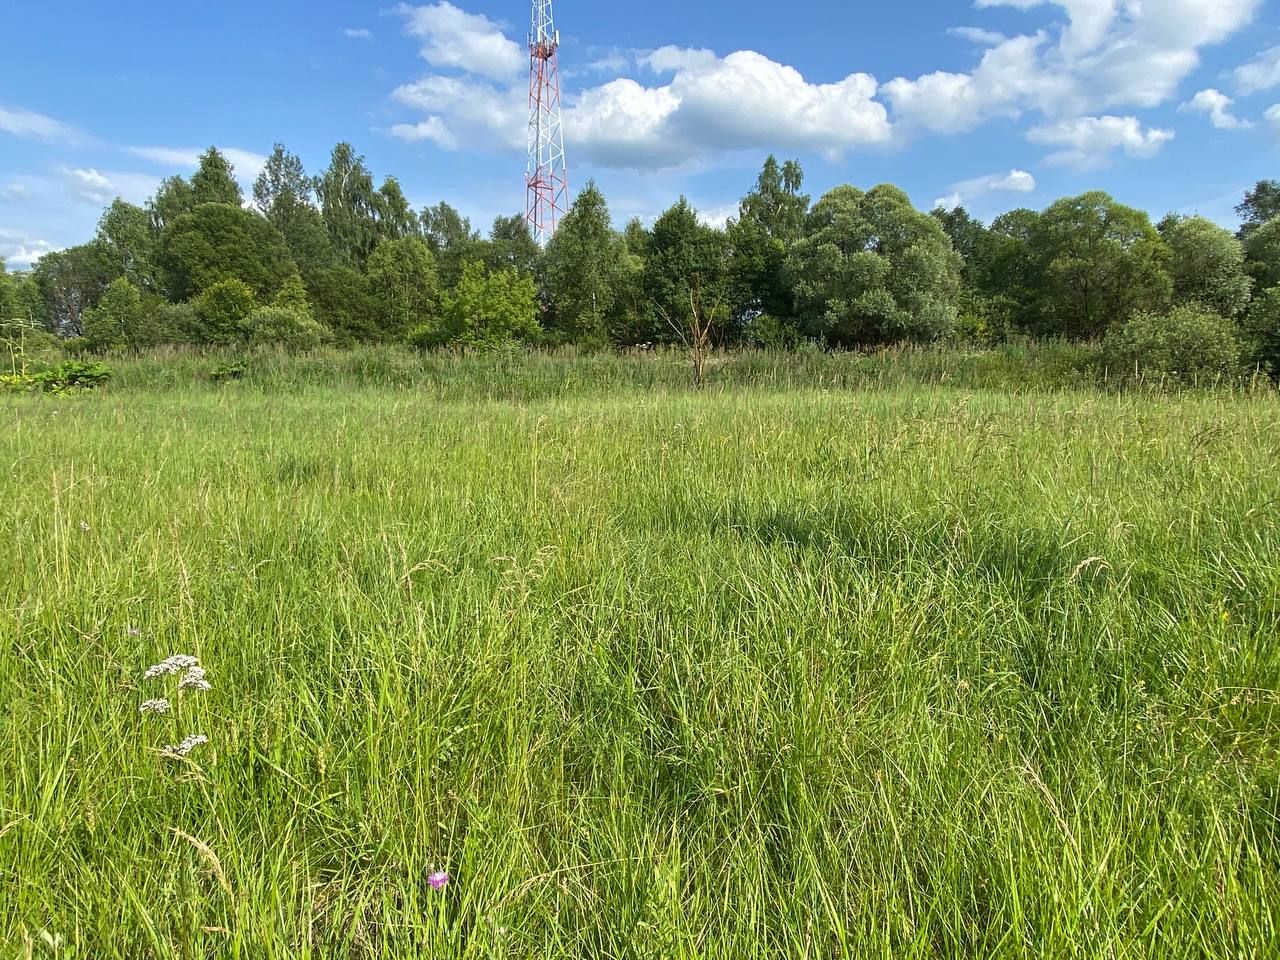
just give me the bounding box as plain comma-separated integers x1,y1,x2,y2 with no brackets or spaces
1103,305,1244,385
193,279,257,346
1,359,112,393
1244,286,1280,377
248,306,330,352
152,302,201,345
83,277,143,353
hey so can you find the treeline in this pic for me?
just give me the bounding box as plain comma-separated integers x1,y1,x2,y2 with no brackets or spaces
1,144,1278,377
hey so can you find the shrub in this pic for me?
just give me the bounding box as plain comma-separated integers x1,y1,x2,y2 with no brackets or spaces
1244,286,1280,377
1,359,112,393
193,279,257,346
152,302,201,344
1103,305,1244,385
82,277,144,353
248,305,330,352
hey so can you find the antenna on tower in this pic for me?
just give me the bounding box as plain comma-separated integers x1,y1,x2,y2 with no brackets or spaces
526,0,568,245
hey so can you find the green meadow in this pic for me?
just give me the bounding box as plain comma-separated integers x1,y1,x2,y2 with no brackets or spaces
1,357,1278,958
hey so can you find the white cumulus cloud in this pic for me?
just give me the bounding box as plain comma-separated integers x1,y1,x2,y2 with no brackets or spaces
0,227,60,268
1027,115,1174,168
934,169,1036,209
395,2,525,81
1234,47,1280,95
1179,89,1252,130
61,167,161,206
344,27,373,39
886,0,1262,130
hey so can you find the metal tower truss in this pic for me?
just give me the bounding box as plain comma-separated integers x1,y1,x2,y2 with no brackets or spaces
526,0,568,245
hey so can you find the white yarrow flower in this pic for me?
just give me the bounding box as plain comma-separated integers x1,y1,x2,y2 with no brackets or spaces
163,734,209,757
140,699,171,715
178,665,211,691
143,655,200,680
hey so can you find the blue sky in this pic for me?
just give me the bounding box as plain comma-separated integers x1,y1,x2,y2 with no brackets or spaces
3,0,1280,267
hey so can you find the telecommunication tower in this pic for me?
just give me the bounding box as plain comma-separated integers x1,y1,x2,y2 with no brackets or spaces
526,0,568,245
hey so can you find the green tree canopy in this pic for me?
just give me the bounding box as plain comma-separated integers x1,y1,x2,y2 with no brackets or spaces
191,148,243,207
542,183,627,345
1244,216,1280,292
1159,214,1252,319
425,260,538,348
485,215,540,278
307,266,379,345
643,198,729,345
159,203,297,301
728,156,810,335
1237,181,1280,240
421,202,481,288
366,237,440,340
0,258,12,320
192,278,257,345
96,199,158,292
315,143,382,266
787,184,962,347
1027,192,1171,339
83,277,148,352
148,176,196,235
33,243,115,336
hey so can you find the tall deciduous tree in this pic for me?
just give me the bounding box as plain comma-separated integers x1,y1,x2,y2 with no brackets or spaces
190,148,243,207
486,215,540,277
728,156,810,338
375,178,420,241
787,184,962,347
33,243,115,336
542,183,627,345
315,143,381,266
253,144,312,216
643,198,729,346
159,203,297,301
1158,214,1252,318
148,176,196,235
1237,181,1280,240
96,199,158,292
1244,216,1280,292
1028,192,1171,339
0,258,13,320
421,202,481,288
366,237,440,340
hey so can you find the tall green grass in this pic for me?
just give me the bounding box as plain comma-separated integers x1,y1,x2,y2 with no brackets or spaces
1,378,1277,957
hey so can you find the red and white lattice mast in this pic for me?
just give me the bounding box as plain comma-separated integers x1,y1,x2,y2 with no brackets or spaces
526,0,568,245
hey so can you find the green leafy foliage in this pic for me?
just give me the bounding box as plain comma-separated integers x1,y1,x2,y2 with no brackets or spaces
366,237,440,340
542,182,628,346
1244,216,1280,292
1103,304,1244,384
159,203,297,302
788,184,962,347
1160,214,1252,318
643,198,730,345
1029,192,1171,339
1244,285,1280,375
83,277,144,352
1,359,111,393
190,147,243,206
193,279,257,346
248,306,329,352
412,260,538,348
